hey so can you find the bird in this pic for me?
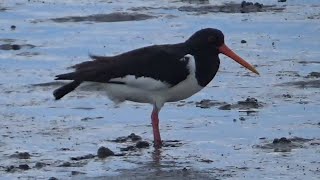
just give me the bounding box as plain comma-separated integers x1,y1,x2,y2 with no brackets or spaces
53,28,259,148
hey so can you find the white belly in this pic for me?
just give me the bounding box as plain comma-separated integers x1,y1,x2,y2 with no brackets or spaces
103,54,203,108
78,55,204,108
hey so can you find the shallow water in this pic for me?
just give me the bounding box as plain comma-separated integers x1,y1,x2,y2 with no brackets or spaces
1,0,320,179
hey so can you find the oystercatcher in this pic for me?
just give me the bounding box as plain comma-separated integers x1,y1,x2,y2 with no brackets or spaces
53,28,259,148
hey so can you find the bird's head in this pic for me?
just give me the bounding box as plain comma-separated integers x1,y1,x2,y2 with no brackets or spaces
186,28,259,75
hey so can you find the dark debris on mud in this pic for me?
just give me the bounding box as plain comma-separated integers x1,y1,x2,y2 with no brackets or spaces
110,133,142,143
10,152,31,159
277,80,320,88
196,97,263,111
178,1,284,14
254,137,319,152
48,12,154,23
0,43,35,51
305,72,320,78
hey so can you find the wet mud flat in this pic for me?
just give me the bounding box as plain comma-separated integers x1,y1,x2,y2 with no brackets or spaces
1,0,320,179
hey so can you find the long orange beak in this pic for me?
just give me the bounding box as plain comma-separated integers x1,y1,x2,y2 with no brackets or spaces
218,44,259,75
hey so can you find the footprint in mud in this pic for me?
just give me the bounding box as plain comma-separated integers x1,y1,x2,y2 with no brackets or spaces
254,137,319,152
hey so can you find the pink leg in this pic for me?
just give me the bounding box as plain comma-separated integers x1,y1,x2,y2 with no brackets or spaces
151,106,162,148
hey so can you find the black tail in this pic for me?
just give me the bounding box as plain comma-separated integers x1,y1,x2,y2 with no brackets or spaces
53,80,82,100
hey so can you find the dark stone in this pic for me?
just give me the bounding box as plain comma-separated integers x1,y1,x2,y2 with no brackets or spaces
112,136,128,143
241,40,247,43
59,162,71,167
239,117,246,121
35,162,46,169
10,25,16,30
71,154,95,161
11,44,21,50
18,164,30,170
48,177,58,180
5,165,15,172
11,152,30,159
120,146,136,151
136,141,150,148
71,171,86,175
219,104,231,110
282,94,292,98
97,146,114,158
306,72,320,78
128,133,142,141
273,137,291,144
278,0,286,2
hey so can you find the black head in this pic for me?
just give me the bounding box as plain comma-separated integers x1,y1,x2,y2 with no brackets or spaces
185,28,225,54
185,28,260,75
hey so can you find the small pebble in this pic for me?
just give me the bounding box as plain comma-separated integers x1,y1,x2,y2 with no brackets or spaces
10,25,16,30
278,0,286,2
241,40,247,43
239,117,246,121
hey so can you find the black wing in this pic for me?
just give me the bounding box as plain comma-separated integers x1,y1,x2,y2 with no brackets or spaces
55,44,190,86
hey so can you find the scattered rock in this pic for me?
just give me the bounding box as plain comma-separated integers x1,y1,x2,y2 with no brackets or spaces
254,137,314,152
111,133,142,143
48,177,58,180
237,97,263,109
278,0,286,2
163,140,184,147
5,165,15,172
97,146,114,158
196,99,228,108
10,25,16,30
239,117,246,121
120,146,136,151
306,72,320,78
218,104,231,110
241,40,247,43
112,136,128,143
128,133,142,141
276,80,320,88
136,141,150,148
273,137,291,144
71,171,86,175
10,152,31,159
71,154,95,161
0,43,35,50
58,162,71,167
178,2,282,14
35,162,46,169
282,94,292,98
18,164,30,170
199,159,214,163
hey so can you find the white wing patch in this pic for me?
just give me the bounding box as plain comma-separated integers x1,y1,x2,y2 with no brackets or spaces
109,75,171,91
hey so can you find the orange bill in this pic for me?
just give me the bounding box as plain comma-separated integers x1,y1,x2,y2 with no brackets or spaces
218,44,259,75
